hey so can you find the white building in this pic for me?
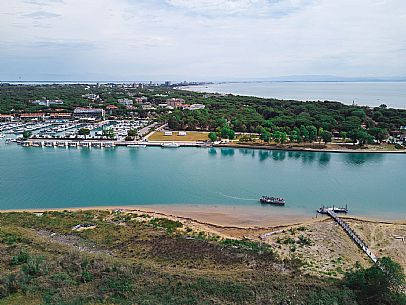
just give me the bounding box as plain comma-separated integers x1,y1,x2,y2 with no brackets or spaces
82,94,100,100
188,104,205,110
32,99,64,106
117,98,134,106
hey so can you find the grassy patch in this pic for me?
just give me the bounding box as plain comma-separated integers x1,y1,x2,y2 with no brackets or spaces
148,131,209,142
149,218,183,233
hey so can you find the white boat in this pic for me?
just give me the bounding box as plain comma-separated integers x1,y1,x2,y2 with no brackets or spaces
162,142,179,148
128,144,146,148
0,134,4,138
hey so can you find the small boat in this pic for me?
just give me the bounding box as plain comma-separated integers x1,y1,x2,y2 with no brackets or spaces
199,143,213,148
128,144,146,148
162,142,179,148
259,196,285,206
0,134,4,138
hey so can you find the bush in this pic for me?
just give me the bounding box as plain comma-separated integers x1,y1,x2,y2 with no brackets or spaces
344,257,406,305
220,238,273,254
298,235,312,246
149,218,183,233
307,289,358,305
21,255,45,276
11,251,30,265
0,231,23,245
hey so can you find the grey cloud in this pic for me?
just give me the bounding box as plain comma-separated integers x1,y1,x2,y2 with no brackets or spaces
23,10,61,19
164,0,317,17
24,0,65,6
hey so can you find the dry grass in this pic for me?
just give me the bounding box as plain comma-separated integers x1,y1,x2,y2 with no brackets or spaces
133,209,405,278
346,219,406,269
148,131,209,142
0,210,348,304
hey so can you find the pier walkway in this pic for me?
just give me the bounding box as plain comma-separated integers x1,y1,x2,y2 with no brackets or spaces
322,208,384,270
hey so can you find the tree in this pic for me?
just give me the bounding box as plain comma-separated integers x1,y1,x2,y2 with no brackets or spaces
208,132,217,142
263,119,274,129
78,128,90,136
103,128,115,139
340,131,348,143
290,128,301,143
228,129,235,140
127,129,137,137
348,129,359,144
321,130,332,144
318,127,324,143
280,131,287,144
351,109,366,119
260,130,271,142
220,127,235,140
307,125,317,142
368,128,388,143
22,130,32,139
344,257,405,305
272,131,281,144
300,125,309,142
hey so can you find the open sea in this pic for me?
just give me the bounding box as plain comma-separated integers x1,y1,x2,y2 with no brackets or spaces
1,140,405,219
183,81,406,109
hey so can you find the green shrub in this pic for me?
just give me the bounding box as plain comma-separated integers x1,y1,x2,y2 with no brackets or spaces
220,238,272,253
298,234,312,246
149,218,183,233
21,255,45,276
0,231,23,245
11,251,30,265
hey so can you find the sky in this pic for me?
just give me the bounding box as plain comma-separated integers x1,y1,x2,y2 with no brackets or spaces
1,0,406,81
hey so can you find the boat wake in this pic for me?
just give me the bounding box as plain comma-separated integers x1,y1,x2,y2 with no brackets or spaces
217,192,257,201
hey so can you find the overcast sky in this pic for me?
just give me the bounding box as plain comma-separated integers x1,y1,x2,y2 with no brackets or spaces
1,0,406,81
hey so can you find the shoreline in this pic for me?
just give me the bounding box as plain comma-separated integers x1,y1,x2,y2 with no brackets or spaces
9,140,406,154
213,143,406,154
1,204,404,229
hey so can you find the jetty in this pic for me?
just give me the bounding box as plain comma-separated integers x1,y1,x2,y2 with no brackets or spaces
318,206,383,270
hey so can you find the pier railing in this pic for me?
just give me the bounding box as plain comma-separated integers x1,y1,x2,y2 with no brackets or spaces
323,208,384,271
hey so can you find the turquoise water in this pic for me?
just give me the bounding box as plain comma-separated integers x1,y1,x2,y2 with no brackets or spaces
1,141,406,219
185,81,406,109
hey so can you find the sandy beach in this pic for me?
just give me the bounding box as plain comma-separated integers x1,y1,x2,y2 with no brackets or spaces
2,204,403,228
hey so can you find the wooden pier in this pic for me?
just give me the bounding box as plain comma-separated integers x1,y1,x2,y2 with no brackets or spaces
319,207,384,270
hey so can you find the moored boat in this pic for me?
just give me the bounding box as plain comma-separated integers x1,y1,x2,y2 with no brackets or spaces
259,196,285,205
162,142,179,148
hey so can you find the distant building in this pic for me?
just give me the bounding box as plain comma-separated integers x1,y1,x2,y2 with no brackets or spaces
106,105,118,115
135,96,148,103
166,98,185,108
73,108,105,120
164,81,171,86
188,104,205,110
141,103,155,110
0,114,13,121
48,113,72,120
117,98,133,106
19,113,46,121
82,94,100,100
31,99,64,107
